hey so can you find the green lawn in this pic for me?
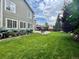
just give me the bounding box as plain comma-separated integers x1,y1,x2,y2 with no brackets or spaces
0,32,79,59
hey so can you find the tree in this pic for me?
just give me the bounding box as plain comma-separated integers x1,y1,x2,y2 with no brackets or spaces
44,22,49,31
61,0,79,32
68,0,79,30
45,22,49,28
54,14,62,31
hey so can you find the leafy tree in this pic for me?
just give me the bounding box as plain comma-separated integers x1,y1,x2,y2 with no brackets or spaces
62,0,79,32
68,0,79,29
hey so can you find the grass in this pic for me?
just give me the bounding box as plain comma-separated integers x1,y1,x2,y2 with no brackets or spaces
0,32,79,59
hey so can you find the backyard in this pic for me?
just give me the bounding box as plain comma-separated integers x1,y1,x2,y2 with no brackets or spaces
0,32,79,59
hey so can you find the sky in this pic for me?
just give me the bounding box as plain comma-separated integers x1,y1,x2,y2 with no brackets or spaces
26,0,65,26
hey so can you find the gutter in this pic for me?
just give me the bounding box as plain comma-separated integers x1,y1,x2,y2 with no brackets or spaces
24,0,34,14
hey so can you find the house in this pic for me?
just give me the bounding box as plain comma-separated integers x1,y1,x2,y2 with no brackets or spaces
0,0,34,31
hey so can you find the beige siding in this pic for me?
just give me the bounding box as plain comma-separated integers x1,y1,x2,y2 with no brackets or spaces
2,0,34,30
0,0,1,27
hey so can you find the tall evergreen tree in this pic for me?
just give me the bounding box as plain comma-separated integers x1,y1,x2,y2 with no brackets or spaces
54,14,62,31
61,0,79,32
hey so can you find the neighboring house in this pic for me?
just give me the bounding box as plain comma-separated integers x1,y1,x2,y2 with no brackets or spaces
0,0,34,31
48,25,53,30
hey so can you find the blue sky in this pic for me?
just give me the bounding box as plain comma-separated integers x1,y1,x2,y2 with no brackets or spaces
26,0,64,26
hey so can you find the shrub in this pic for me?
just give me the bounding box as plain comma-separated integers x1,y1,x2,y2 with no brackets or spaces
29,29,33,33
26,29,33,34
0,33,3,39
19,30,27,35
74,28,79,34
0,30,9,38
73,28,79,41
7,30,17,37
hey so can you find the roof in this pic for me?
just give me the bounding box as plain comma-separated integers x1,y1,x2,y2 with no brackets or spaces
24,0,34,14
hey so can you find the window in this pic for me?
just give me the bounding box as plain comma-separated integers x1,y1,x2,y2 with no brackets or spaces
28,12,30,17
7,19,12,28
20,22,26,28
5,0,10,10
27,23,32,28
13,21,17,28
28,23,30,28
30,24,32,28
5,0,16,13
27,12,31,18
20,22,23,28
24,23,26,28
6,18,17,28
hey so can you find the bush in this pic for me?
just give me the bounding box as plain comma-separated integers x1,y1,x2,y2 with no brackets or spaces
0,33,3,39
7,30,17,37
19,30,27,35
0,30,9,38
74,28,79,34
29,29,33,33
26,29,33,34
73,28,79,41
0,29,33,39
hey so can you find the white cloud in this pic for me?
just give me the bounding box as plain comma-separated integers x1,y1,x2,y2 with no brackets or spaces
34,15,46,19
27,0,64,26
48,16,57,25
49,16,57,21
43,0,64,17
39,0,64,25
44,0,49,4
38,2,45,10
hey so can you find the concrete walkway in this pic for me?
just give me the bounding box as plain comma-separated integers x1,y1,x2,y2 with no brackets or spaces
34,31,51,35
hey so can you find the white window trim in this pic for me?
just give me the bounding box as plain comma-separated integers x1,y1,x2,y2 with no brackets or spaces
27,23,31,29
28,23,33,29
1,0,3,27
5,0,7,11
5,0,16,14
5,18,18,29
26,22,28,28
19,21,27,29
